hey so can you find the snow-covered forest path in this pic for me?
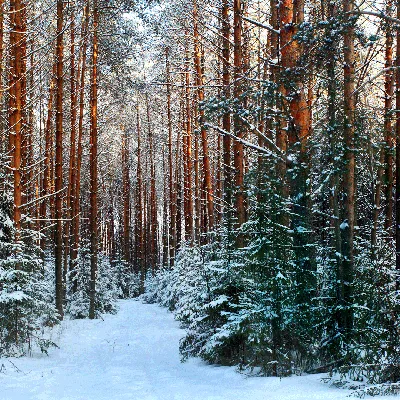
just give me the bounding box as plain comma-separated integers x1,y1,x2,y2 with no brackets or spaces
0,300,388,400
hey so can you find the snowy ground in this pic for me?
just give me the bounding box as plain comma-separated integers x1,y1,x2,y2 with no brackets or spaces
0,300,396,400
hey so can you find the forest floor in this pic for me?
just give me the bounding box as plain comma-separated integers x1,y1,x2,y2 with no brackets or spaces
0,300,395,400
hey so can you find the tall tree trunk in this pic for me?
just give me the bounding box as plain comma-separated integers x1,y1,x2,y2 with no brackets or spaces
281,0,314,312
193,0,214,231
275,0,288,201
108,191,116,264
233,0,246,245
384,1,395,233
166,48,176,266
71,1,89,286
221,0,231,220
89,0,99,319
0,0,4,149
216,123,222,224
40,62,56,250
135,104,144,291
54,0,64,318
341,0,356,340
65,7,78,287
9,0,27,239
372,150,385,248
395,0,400,284
162,147,169,267
175,112,182,248
194,104,201,241
146,95,158,272
325,3,344,345
373,2,394,246
184,41,194,241
25,39,35,214
122,124,131,266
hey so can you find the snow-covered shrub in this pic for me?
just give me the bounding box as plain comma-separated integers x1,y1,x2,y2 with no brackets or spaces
142,160,317,376
327,235,400,389
114,261,141,299
66,245,119,318
142,238,298,374
0,153,58,356
0,232,58,356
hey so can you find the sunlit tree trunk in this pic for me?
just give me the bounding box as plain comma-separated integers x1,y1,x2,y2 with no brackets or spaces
221,0,231,219
39,62,56,251
9,0,27,238
135,104,144,291
233,0,246,245
193,104,201,241
175,109,182,247
146,95,158,271
383,1,395,233
372,1,394,246
89,0,99,319
71,1,89,286
65,7,78,286
193,0,214,231
162,147,168,267
0,0,4,149
25,39,35,216
54,0,64,318
166,48,176,266
122,124,131,266
184,41,194,241
396,0,400,280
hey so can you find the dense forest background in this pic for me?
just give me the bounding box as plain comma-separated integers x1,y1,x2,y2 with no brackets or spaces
1,0,400,394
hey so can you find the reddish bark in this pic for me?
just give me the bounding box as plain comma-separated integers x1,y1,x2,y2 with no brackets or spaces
89,0,99,319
